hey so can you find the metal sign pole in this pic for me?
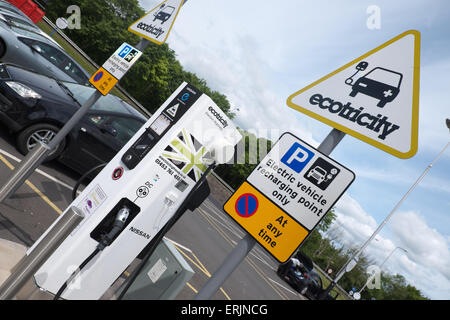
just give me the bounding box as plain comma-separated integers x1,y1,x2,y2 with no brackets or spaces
319,138,450,300
0,207,84,300
194,128,345,300
0,90,102,204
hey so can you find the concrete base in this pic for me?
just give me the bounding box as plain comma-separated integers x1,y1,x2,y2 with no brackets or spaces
0,238,53,299
0,238,27,287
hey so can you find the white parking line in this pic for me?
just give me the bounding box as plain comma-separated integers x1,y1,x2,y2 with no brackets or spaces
198,203,278,272
268,277,299,296
165,237,193,253
0,148,75,191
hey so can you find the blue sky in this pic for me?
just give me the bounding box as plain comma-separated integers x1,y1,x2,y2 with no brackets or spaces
139,0,450,299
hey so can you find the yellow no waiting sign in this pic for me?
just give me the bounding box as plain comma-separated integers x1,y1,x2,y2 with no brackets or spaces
224,181,309,263
89,67,118,96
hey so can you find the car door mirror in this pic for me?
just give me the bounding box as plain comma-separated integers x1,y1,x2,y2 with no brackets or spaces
31,44,42,54
100,124,117,137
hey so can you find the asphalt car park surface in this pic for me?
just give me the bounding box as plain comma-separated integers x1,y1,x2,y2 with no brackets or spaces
0,124,304,300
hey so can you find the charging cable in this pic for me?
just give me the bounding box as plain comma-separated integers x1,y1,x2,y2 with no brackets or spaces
345,61,369,85
53,207,130,300
117,162,216,300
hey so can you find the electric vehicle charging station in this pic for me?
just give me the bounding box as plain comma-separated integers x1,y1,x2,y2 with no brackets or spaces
29,82,242,300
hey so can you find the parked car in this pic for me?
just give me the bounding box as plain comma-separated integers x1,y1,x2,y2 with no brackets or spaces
0,17,90,85
0,0,30,18
277,251,336,300
0,63,147,175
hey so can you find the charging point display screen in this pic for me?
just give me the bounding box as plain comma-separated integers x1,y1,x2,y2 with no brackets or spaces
121,84,201,170
150,114,171,135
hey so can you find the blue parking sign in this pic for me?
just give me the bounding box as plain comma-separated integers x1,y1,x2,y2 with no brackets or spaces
118,45,132,58
281,142,314,173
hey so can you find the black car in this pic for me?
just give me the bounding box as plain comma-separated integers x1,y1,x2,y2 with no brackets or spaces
277,251,336,300
0,63,147,175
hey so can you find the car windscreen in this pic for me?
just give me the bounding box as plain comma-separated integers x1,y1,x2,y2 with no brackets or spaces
0,5,24,16
163,6,175,14
314,167,326,175
63,82,146,119
1,13,38,31
363,68,402,87
10,26,50,43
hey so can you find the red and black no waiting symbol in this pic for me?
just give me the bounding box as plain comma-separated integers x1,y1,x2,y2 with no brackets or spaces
112,166,124,180
235,193,259,218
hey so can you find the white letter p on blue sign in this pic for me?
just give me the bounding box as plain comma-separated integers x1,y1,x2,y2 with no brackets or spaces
281,143,314,173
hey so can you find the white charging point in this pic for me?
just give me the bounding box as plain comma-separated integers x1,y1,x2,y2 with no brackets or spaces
30,82,242,299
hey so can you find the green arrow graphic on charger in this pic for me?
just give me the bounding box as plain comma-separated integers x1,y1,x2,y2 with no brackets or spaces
162,129,209,181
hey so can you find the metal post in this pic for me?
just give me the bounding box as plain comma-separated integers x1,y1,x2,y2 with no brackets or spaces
194,129,346,300
0,207,84,300
319,139,450,299
356,247,407,296
0,90,102,204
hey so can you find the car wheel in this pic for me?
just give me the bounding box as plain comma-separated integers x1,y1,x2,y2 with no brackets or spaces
17,123,66,162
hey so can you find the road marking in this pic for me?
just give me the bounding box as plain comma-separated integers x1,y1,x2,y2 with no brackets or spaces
198,206,291,300
0,154,63,214
0,148,76,192
186,282,198,293
268,277,299,296
202,200,277,265
172,241,231,300
198,208,237,246
200,206,277,271
244,255,289,300
165,237,193,253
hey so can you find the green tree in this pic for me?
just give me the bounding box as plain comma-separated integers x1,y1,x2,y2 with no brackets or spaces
45,0,235,116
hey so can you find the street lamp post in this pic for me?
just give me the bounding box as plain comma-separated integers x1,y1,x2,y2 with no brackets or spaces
354,246,407,299
319,119,450,299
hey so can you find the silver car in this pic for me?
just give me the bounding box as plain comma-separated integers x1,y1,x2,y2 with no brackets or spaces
0,10,90,84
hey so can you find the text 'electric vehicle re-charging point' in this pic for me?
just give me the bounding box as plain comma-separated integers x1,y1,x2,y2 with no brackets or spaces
29,82,242,300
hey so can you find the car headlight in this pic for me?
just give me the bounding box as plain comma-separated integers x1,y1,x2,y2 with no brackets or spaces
5,82,42,99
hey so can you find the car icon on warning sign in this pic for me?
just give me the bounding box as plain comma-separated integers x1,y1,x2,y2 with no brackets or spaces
349,67,403,108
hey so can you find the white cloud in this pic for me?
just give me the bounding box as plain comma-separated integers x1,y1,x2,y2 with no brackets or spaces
351,163,450,195
329,201,450,299
389,211,450,281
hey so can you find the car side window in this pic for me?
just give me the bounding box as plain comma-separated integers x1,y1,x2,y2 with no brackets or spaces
107,116,144,146
32,42,67,67
63,60,88,84
88,115,106,126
